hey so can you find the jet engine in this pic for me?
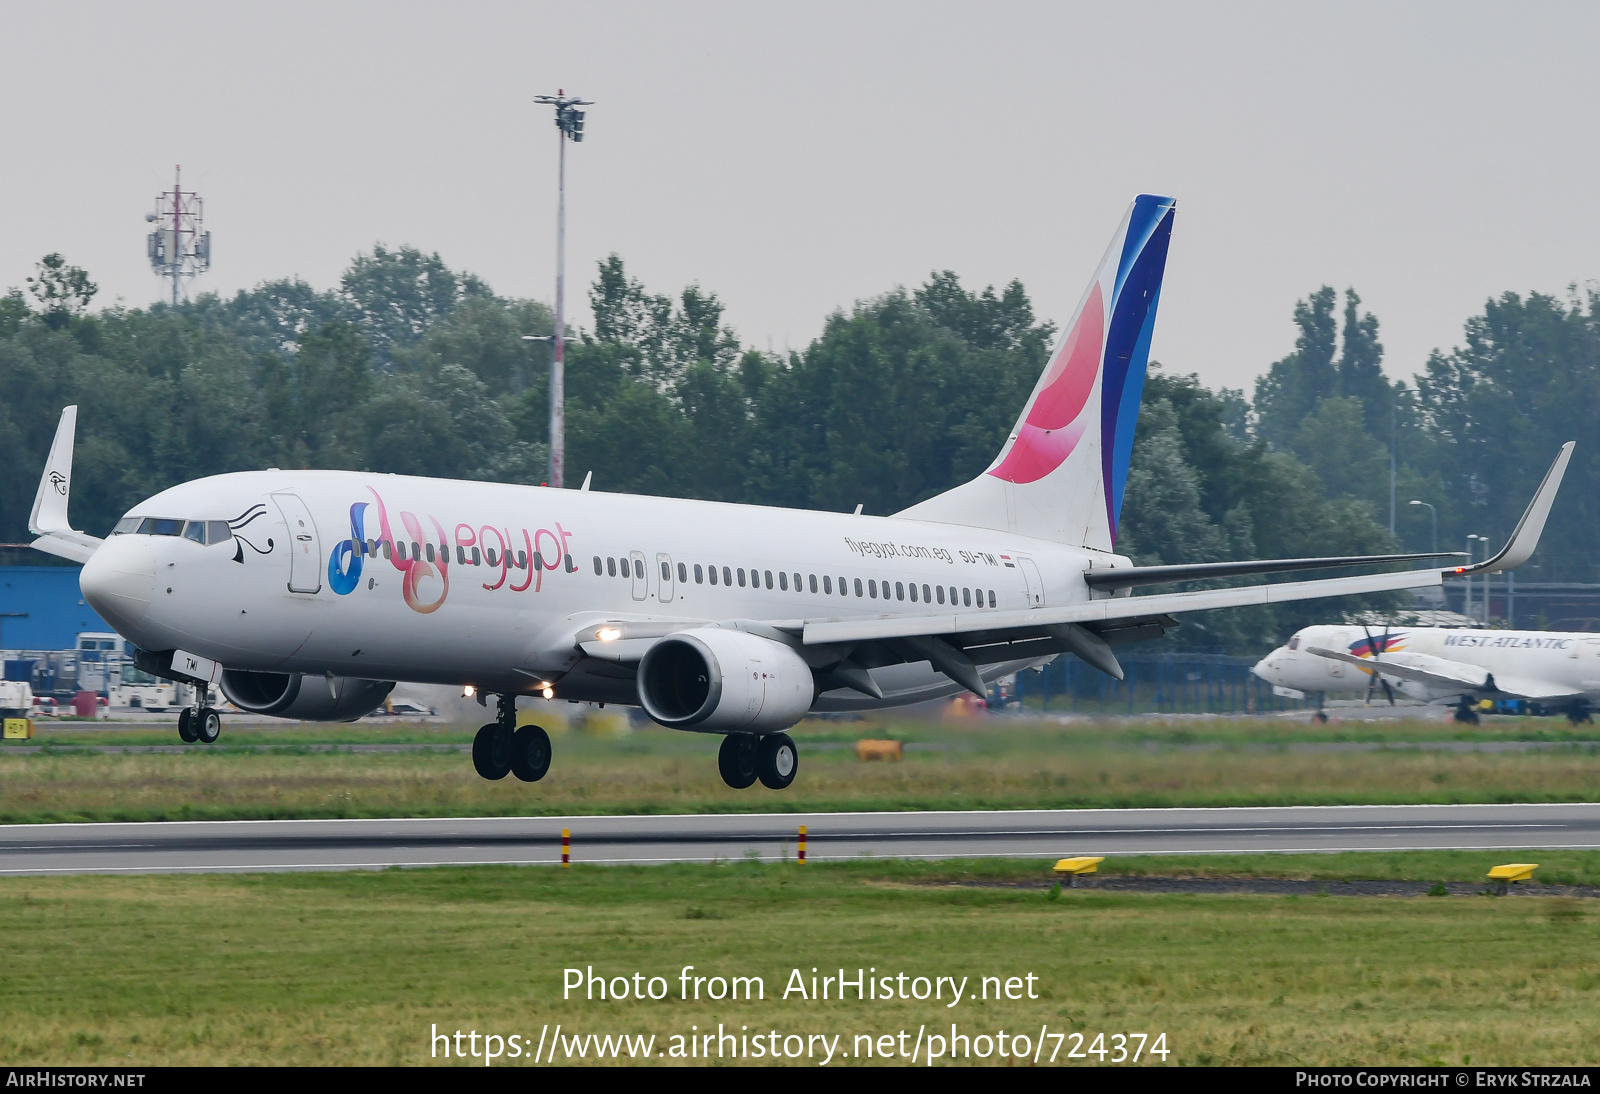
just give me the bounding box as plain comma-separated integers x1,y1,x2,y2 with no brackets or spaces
636,628,815,732
220,669,395,722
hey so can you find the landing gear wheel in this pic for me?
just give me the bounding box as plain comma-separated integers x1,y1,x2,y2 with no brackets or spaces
718,733,759,789
755,733,798,790
196,708,221,744
1452,703,1480,726
177,708,198,743
1567,705,1593,726
1312,710,1329,725
472,723,512,780
509,725,552,782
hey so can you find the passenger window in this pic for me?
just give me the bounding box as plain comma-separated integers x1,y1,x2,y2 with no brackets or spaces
868,580,877,598
709,565,719,586
854,578,864,597
382,542,393,560
948,586,957,605
764,570,773,589
660,561,669,581
593,556,603,576
607,557,617,577
936,585,945,604
723,566,732,586
779,572,788,591
896,581,905,601
738,568,747,587
988,590,996,607
636,559,645,579
810,574,819,593
923,584,931,603
517,550,527,569
909,583,919,602
695,564,704,584
839,576,848,595
411,541,422,560
486,548,498,567
962,588,971,607
793,573,802,591
823,576,831,594
457,546,468,565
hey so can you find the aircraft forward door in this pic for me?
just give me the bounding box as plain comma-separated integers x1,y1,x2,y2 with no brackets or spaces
630,550,648,601
271,493,322,594
1018,557,1046,608
657,553,675,603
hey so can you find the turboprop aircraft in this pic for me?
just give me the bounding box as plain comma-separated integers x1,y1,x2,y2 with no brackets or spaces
26,195,1574,790
1252,621,1600,725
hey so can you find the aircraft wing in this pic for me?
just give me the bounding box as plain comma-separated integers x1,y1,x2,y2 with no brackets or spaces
28,406,103,563
1307,646,1489,691
1307,646,1585,702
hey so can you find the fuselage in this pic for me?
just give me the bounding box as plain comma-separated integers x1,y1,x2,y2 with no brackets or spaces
80,470,1127,708
1252,624,1600,703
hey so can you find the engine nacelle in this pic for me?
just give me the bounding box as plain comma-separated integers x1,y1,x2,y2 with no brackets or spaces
220,670,395,722
637,628,815,732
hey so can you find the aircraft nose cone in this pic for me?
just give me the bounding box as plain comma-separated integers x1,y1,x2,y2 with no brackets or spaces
1251,656,1277,682
80,536,156,633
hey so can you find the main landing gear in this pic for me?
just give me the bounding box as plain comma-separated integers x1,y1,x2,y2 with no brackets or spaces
1566,702,1593,727
1452,696,1482,725
472,693,552,783
718,732,798,791
177,704,221,744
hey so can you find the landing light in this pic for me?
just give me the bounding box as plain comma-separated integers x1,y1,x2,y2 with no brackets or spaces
598,627,621,641
542,685,555,700
463,685,476,698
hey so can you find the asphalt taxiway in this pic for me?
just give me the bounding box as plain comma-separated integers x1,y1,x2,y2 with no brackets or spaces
0,803,1596,875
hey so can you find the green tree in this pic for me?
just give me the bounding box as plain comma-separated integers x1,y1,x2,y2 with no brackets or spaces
25,254,97,330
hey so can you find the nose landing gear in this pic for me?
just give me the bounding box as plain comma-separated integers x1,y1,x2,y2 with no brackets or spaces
472,693,552,782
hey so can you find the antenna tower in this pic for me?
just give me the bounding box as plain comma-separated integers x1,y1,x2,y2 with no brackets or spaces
146,165,211,306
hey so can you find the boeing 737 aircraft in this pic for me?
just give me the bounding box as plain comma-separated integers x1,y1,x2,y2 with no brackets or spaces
1253,623,1600,725
25,195,1574,789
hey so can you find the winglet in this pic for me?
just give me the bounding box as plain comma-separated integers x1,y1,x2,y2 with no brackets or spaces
29,406,79,535
1465,441,1574,574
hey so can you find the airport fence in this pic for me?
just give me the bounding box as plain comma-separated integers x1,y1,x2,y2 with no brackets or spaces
1008,653,1305,716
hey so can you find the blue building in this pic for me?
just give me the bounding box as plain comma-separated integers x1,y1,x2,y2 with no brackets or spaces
0,566,112,651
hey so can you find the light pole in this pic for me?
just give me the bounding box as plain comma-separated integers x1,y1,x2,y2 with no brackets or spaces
1408,499,1437,554
533,89,593,490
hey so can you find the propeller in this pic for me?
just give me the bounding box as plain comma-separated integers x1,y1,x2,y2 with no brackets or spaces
1361,622,1397,706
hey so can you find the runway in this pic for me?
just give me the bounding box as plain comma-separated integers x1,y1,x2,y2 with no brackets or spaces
1,802,1597,876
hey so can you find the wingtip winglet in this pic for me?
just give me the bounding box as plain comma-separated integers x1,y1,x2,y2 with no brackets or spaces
1468,440,1575,575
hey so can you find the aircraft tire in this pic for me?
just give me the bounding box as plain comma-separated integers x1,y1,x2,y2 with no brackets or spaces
196,708,222,744
755,733,798,791
717,733,759,789
177,708,198,743
472,723,512,780
509,725,552,783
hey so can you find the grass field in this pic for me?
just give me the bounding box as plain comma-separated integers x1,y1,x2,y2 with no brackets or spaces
1,715,1597,823
1,854,1597,1066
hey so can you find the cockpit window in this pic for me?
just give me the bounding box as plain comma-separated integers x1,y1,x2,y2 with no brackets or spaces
120,517,233,544
1287,635,1300,650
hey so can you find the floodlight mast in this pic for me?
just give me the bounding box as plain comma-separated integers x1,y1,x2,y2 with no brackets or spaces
146,165,210,306
533,90,592,489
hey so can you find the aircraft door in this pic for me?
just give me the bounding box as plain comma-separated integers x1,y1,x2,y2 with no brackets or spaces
657,553,675,604
271,493,322,594
1018,557,1046,608
630,550,647,601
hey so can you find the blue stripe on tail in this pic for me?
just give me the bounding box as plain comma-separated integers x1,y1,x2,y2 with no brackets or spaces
1101,195,1176,544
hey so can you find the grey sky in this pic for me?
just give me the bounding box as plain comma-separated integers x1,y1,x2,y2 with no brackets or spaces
3,2,1597,393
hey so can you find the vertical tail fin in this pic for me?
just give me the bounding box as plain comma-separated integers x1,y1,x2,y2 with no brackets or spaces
30,405,79,535
897,195,1175,550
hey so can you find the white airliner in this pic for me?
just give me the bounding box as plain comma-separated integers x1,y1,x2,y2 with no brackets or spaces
1252,623,1600,725
25,195,1573,789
